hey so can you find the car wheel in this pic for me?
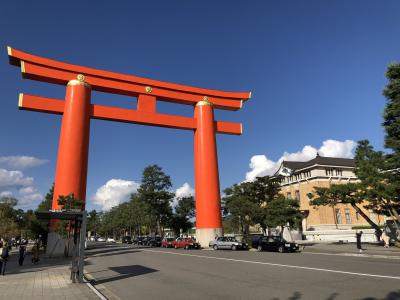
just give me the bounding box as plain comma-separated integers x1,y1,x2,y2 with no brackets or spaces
213,245,218,250
278,246,285,253
257,245,262,252
231,245,237,251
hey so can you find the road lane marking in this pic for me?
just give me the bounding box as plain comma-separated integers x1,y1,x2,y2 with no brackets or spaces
143,249,400,280
302,251,400,260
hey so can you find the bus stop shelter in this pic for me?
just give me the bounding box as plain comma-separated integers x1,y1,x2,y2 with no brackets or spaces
35,210,87,283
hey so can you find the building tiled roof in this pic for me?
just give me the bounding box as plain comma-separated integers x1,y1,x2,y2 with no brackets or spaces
281,154,355,171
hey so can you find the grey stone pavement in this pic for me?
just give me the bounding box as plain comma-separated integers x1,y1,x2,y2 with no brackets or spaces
299,241,400,257
0,249,99,300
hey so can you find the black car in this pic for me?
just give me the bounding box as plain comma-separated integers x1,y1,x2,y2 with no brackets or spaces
122,236,132,244
133,236,145,245
252,235,299,253
146,236,162,247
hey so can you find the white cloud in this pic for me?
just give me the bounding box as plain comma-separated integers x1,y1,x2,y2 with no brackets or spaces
93,179,140,211
0,169,43,208
0,156,48,170
175,182,194,198
0,191,13,197
173,182,194,208
319,139,356,158
19,186,37,195
245,139,356,181
0,169,34,188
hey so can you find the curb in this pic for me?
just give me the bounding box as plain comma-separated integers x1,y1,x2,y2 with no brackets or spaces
84,270,121,300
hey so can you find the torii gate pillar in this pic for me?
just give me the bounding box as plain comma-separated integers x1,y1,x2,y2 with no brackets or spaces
194,99,223,246
52,75,91,209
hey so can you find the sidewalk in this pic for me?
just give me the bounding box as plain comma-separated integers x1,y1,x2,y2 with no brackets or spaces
299,241,400,257
0,250,99,300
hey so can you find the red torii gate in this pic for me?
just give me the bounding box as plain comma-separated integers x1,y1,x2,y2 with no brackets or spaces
7,47,251,247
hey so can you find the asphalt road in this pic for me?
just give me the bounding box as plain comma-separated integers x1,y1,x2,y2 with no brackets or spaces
85,244,400,300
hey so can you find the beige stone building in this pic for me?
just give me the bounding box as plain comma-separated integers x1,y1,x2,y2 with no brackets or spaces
275,154,385,231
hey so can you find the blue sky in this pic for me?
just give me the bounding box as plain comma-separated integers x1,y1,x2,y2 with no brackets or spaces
0,1,399,211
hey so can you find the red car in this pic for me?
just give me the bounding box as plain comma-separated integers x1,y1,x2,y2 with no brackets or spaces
172,237,201,249
161,237,175,248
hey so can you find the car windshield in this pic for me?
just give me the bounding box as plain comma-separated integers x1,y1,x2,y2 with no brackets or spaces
271,236,284,242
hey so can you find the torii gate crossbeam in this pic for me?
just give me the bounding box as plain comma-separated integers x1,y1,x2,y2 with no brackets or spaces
7,47,251,247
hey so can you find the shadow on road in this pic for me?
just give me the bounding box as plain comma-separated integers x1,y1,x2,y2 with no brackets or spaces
91,264,158,285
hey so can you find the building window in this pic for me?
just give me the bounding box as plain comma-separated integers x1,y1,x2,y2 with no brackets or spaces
326,169,334,176
295,190,300,203
287,192,292,200
355,211,360,220
345,208,351,224
335,169,343,176
335,208,342,224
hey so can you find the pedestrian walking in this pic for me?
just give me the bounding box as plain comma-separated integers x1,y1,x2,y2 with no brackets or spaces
18,244,26,266
0,241,10,275
381,231,390,248
31,242,40,264
0,242,3,275
356,230,363,253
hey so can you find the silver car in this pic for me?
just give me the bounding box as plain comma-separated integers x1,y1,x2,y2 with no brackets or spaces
209,236,248,251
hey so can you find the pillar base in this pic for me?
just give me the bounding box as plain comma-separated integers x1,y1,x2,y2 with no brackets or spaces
46,232,75,257
196,228,223,248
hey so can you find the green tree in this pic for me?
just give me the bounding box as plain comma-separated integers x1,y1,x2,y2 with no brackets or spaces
87,210,101,237
223,181,260,235
137,165,173,234
382,63,400,222
264,195,303,236
0,197,19,238
37,184,53,211
57,193,83,210
307,182,382,238
222,176,298,235
169,196,195,235
354,140,399,224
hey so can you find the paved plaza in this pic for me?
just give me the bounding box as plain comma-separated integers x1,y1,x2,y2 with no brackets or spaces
0,252,98,300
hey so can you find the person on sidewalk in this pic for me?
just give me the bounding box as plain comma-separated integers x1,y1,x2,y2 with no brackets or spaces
0,241,10,275
381,231,390,248
18,244,26,266
0,242,3,275
31,242,40,264
356,231,363,253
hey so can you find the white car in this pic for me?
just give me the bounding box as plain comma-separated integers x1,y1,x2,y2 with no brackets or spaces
97,237,105,242
106,237,115,243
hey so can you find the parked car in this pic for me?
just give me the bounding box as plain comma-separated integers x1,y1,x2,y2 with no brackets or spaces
209,236,248,250
142,236,152,246
106,237,116,243
133,236,145,245
97,237,105,242
172,237,201,249
147,236,162,247
122,236,132,244
252,235,299,253
161,237,176,248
